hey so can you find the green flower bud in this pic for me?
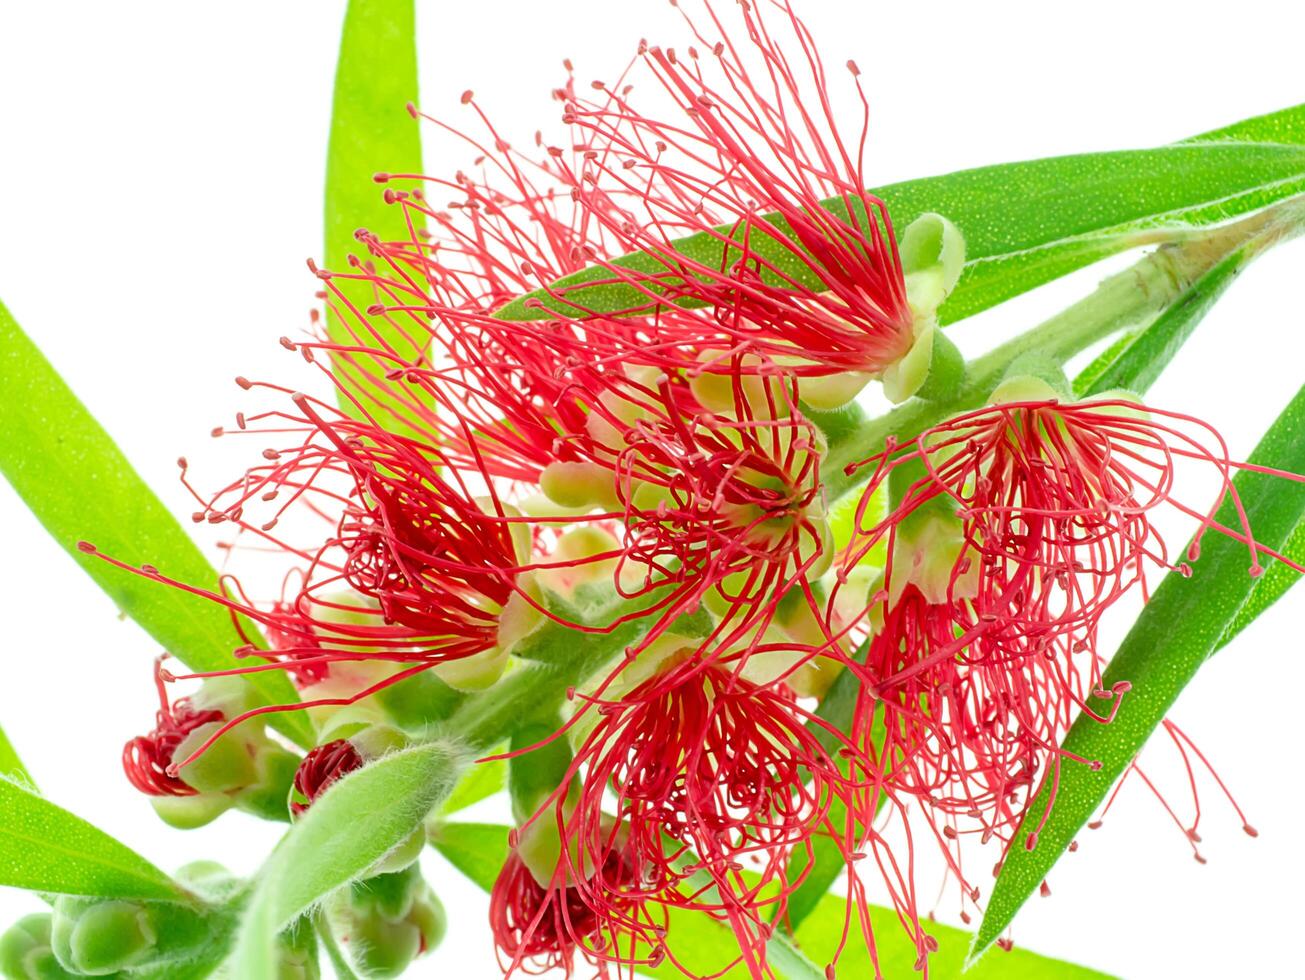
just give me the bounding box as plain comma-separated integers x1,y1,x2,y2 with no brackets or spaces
150,792,232,830
233,742,302,823
539,461,618,510
990,353,1072,404
274,920,320,980
174,861,242,904
326,865,446,978
49,900,155,975
367,826,428,878
1,915,79,980
48,896,227,978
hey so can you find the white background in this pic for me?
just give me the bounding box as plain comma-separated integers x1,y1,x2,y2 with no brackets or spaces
2,2,1304,978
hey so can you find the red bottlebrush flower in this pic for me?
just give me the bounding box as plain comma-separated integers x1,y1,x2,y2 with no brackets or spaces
122,661,223,797
838,395,1305,850
289,738,365,817
489,848,658,979
531,0,914,386
843,398,1304,660
559,650,855,976
167,390,547,675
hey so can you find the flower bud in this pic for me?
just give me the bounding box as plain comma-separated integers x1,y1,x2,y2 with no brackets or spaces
150,792,232,830
49,900,155,975
273,919,320,980
539,460,618,511
990,354,1072,404
799,370,874,411
48,895,226,977
887,457,976,606
325,864,446,979
0,915,79,980
535,526,621,607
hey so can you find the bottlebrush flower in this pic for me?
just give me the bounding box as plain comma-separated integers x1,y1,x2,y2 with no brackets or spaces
836,390,1305,846
495,0,967,408
489,847,661,979
122,661,226,798
554,645,859,976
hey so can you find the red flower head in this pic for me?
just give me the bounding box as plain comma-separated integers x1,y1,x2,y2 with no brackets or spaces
122,660,224,797
289,738,365,817
838,392,1305,847
489,847,656,979
491,1,963,409
558,646,855,975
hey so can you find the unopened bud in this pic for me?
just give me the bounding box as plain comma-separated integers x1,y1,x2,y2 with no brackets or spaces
539,460,618,511
49,900,156,975
273,919,320,980
1,915,78,980
150,792,232,830
326,864,446,978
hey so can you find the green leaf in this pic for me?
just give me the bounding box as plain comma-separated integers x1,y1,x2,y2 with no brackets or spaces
974,384,1305,960
1217,516,1305,651
792,891,1115,980
1070,232,1305,656
439,753,507,816
1189,101,1305,146
428,821,510,893
0,722,30,785
230,741,462,978
780,642,874,932
325,0,427,423
0,300,312,749
495,137,1305,328
0,776,180,900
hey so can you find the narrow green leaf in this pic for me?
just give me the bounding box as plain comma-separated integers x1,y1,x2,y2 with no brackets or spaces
231,741,463,978
780,642,874,932
0,722,30,785
1217,517,1305,651
0,776,180,900
325,0,427,422
439,754,507,816
974,384,1305,960
792,891,1115,980
1189,101,1305,146
0,301,312,749
429,821,510,893
495,139,1305,327
1070,233,1305,655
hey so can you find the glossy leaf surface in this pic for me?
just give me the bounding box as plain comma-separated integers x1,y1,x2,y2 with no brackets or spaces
0,776,180,900
325,0,427,421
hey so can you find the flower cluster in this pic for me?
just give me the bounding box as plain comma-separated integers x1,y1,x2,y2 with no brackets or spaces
104,2,1301,978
